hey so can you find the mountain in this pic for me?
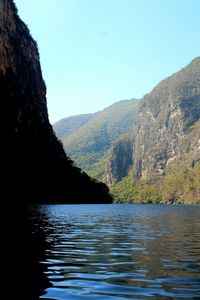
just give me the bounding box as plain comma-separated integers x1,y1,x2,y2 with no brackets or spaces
105,58,200,204
1,0,112,207
53,99,140,179
53,113,96,140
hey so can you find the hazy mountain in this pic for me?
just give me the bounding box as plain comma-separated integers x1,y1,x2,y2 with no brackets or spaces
53,113,96,140
53,99,140,179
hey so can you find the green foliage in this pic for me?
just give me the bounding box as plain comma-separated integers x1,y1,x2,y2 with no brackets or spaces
110,163,200,204
110,176,162,204
159,163,200,204
70,151,108,179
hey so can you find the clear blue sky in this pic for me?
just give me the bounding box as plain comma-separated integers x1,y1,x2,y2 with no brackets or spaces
15,0,200,123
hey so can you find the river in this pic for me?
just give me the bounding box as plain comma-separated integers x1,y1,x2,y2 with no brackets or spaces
11,204,200,299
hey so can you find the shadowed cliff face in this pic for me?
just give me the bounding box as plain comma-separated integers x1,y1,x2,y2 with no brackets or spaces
0,0,112,206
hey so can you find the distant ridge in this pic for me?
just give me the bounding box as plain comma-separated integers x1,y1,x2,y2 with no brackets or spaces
54,113,96,140
53,99,140,179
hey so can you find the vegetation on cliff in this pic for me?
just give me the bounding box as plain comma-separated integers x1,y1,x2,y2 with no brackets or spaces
111,163,200,204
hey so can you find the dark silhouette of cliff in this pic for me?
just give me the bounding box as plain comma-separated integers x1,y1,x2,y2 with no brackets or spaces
0,0,112,207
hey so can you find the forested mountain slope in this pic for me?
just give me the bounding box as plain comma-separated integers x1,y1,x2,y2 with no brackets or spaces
54,99,140,179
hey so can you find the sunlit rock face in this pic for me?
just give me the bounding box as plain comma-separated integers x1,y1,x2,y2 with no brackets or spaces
131,57,200,182
105,57,200,184
0,0,112,205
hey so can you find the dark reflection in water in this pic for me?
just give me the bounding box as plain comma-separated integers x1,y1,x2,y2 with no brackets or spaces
5,208,52,300
10,204,200,299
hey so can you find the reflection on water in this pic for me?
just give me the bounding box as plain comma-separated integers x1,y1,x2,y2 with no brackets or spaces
6,209,51,300
13,205,200,299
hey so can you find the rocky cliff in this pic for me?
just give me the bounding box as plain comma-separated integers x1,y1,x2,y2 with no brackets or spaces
104,134,134,185
105,58,200,185
1,0,112,205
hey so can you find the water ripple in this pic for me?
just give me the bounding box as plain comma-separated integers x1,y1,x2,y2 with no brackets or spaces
29,204,200,300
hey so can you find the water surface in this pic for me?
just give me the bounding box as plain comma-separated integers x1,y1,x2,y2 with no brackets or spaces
29,204,200,299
